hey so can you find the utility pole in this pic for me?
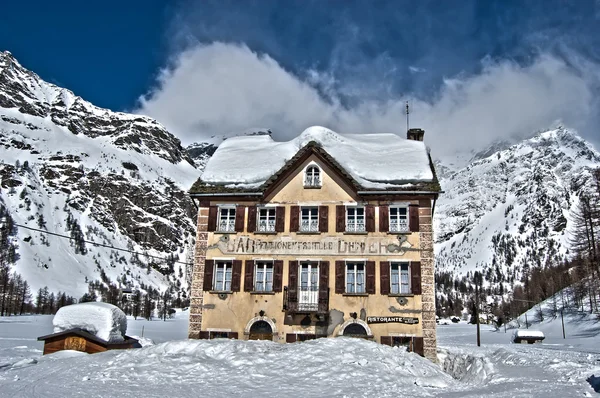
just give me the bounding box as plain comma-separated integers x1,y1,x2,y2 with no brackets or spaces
405,101,410,132
476,282,481,347
561,309,566,339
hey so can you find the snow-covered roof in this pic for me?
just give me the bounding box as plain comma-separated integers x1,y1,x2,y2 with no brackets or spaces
52,302,127,343
513,330,545,338
192,126,439,193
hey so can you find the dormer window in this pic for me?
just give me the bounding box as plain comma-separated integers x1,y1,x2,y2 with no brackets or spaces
304,164,321,188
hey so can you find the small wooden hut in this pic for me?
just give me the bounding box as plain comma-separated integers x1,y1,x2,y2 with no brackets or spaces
38,328,140,355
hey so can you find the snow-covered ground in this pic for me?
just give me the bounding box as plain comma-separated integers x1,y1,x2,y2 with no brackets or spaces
1,312,599,397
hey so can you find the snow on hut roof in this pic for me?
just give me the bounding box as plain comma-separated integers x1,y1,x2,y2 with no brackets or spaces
53,302,127,343
196,126,437,191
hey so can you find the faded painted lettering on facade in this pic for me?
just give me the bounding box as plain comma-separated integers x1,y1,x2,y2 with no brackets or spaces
210,235,416,256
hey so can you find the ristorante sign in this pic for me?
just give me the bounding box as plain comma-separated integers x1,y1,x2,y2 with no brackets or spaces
210,235,417,256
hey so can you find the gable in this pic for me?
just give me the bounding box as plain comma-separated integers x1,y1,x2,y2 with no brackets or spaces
265,153,358,203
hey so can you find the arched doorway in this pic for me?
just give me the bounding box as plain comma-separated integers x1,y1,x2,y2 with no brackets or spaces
342,323,368,338
249,320,273,340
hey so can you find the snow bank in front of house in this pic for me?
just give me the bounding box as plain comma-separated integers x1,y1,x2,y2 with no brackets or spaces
201,126,434,188
53,302,127,343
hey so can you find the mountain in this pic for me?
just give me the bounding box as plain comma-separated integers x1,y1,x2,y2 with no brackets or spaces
434,127,600,289
0,51,200,298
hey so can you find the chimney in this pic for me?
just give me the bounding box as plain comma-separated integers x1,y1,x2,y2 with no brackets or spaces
407,128,425,141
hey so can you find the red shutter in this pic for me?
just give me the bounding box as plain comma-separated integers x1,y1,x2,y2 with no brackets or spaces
286,334,297,343
379,205,389,233
319,261,329,310
290,206,300,232
231,260,242,291
207,206,218,232
380,261,390,295
244,260,254,292
366,205,375,232
235,206,245,232
275,206,285,232
288,261,298,303
412,337,424,356
336,205,345,232
273,260,283,292
335,261,345,294
366,261,376,294
199,331,210,339
228,332,239,339
203,260,214,291
319,205,329,232
247,206,257,233
409,204,420,232
380,336,392,346
411,261,421,295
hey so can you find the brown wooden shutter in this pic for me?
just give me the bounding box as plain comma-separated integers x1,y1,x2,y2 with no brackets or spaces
290,206,300,232
203,260,214,291
275,206,285,232
365,205,376,232
379,205,389,233
336,205,345,232
411,261,421,295
207,206,218,232
244,260,254,292
235,206,245,232
412,337,424,356
286,334,297,343
380,336,392,346
273,260,283,292
199,331,210,339
366,261,376,294
409,204,420,232
380,261,390,295
247,206,257,233
319,261,329,310
288,261,298,303
319,205,329,232
228,332,239,339
231,260,242,292
335,260,345,294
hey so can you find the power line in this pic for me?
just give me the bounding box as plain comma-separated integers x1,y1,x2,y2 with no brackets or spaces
12,223,194,266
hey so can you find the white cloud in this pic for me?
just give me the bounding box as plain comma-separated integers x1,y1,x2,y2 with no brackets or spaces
136,43,597,155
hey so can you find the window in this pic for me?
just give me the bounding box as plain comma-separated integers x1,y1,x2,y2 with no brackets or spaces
213,261,232,291
391,262,410,294
218,207,236,232
300,207,319,232
346,207,365,232
258,208,276,232
304,165,321,187
389,206,408,232
254,261,274,292
346,262,365,293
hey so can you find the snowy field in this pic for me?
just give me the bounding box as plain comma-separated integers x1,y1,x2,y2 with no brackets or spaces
1,312,599,397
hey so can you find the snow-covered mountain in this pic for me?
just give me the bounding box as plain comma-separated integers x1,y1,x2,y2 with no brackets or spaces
434,127,600,287
0,51,200,297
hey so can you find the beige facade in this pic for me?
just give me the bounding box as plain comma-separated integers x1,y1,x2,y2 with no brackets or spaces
189,145,439,361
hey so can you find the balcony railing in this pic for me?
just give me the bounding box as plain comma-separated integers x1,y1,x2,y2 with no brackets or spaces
346,221,365,232
218,220,235,232
300,220,319,232
390,220,409,232
258,220,276,232
283,286,329,314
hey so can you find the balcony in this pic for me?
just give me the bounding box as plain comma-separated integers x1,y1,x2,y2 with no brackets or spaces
283,286,329,314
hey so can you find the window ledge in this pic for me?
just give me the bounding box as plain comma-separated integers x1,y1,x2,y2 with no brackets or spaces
215,231,238,235
303,185,322,189
387,231,412,235
208,291,233,294
249,291,276,295
343,231,368,235
253,231,277,235
342,293,369,297
388,294,414,297
296,231,321,235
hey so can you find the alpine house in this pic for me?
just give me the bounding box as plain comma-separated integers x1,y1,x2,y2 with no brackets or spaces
188,126,441,361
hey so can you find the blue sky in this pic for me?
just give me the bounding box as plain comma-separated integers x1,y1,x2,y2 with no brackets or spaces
2,0,600,150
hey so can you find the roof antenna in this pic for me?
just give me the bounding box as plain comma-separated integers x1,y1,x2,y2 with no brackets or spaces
405,100,410,133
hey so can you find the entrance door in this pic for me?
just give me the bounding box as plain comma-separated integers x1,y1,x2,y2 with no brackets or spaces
248,320,273,340
298,262,319,311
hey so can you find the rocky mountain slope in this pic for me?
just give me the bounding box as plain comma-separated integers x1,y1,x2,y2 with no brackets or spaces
0,51,200,298
434,127,600,289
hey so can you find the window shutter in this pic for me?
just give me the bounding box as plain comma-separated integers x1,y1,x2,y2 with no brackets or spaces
273,260,283,292
411,261,421,295
319,205,329,232
409,204,420,232
228,332,239,339
203,260,214,291
379,205,389,232
290,206,300,232
366,205,375,232
412,337,424,356
288,261,298,303
335,261,345,294
199,331,210,339
231,260,242,292
286,334,297,343
207,206,218,232
247,206,257,233
235,206,245,232
380,261,390,295
275,206,285,232
366,261,376,294
244,260,254,292
380,336,392,346
336,205,345,232
319,261,329,310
